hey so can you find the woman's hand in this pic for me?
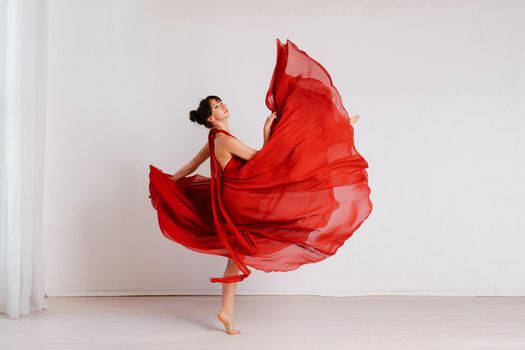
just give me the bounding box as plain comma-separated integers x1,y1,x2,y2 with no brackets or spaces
170,174,183,182
159,169,180,182
264,111,278,132
350,114,360,125
263,111,278,145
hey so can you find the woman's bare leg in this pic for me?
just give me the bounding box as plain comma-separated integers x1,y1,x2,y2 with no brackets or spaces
217,258,241,334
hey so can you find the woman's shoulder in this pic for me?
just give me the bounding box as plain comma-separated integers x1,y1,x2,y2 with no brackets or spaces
214,133,237,154
213,131,230,142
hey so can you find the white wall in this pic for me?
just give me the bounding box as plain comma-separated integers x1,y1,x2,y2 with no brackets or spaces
43,0,525,296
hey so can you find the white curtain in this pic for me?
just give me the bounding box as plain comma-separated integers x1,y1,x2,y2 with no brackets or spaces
0,0,48,318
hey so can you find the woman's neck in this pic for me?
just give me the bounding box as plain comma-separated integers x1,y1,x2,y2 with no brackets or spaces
213,121,230,132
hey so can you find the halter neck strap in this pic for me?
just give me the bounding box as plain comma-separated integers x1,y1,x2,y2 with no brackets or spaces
209,128,236,139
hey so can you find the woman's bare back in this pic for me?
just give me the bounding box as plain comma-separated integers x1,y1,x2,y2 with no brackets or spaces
213,132,234,172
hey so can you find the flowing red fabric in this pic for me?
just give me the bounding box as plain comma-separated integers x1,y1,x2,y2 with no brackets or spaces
148,39,373,283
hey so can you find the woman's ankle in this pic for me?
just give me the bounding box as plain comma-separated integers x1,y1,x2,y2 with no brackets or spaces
219,309,234,316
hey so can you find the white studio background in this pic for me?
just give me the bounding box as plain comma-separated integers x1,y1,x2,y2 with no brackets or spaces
43,0,525,297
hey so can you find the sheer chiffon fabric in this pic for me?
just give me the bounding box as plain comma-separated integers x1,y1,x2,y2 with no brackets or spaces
148,39,373,283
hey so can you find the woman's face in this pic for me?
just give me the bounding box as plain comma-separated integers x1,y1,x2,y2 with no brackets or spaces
208,99,229,124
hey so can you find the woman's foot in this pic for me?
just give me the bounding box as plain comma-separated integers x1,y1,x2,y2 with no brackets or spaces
217,311,241,335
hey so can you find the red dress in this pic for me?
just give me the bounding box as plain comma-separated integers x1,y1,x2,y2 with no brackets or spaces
148,39,373,283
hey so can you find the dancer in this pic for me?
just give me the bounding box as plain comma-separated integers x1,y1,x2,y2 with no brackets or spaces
148,39,373,334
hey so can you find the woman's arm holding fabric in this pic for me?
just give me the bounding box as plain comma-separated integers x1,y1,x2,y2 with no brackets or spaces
170,143,210,181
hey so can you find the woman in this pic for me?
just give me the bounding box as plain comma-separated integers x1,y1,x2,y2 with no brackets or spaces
148,39,372,335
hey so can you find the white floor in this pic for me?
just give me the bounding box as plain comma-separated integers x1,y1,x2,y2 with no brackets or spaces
1,295,524,349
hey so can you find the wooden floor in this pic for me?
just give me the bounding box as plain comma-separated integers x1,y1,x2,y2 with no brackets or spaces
1,295,524,349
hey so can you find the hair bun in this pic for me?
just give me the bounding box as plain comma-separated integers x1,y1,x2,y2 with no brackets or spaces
189,110,202,125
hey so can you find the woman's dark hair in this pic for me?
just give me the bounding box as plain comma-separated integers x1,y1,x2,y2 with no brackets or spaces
189,95,221,129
